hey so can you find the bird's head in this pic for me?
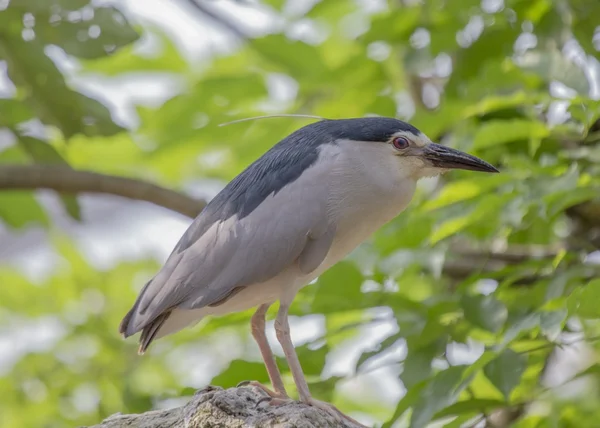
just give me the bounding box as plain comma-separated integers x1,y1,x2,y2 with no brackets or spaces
317,117,498,179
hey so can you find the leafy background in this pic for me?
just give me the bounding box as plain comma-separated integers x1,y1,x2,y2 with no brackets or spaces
1,0,600,427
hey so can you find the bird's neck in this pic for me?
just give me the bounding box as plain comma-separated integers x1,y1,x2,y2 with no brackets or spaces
324,141,417,251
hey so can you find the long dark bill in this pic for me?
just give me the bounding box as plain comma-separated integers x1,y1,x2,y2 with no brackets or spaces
424,144,499,173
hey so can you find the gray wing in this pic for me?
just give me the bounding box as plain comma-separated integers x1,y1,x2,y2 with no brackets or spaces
122,164,335,336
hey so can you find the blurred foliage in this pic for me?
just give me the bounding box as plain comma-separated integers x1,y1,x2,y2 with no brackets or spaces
1,0,600,427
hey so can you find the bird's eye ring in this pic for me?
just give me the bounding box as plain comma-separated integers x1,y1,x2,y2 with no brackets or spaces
392,137,410,150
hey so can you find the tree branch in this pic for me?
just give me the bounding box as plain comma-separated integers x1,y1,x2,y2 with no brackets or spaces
0,165,206,218
86,385,358,428
451,244,561,263
442,254,600,286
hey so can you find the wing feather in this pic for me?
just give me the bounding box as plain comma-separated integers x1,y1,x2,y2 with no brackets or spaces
122,157,335,337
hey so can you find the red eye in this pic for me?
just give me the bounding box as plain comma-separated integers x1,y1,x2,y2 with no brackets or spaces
392,137,410,150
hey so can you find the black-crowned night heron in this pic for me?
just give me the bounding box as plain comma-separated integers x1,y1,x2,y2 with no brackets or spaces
120,117,498,425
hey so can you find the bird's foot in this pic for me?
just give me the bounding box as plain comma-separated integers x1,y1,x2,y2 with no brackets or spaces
256,395,369,428
237,380,287,399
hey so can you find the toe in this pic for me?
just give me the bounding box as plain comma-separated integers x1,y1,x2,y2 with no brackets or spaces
238,380,275,397
238,381,288,399
257,396,293,407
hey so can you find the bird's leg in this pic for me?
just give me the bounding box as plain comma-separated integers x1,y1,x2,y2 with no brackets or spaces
243,303,288,398
274,303,312,400
273,303,368,428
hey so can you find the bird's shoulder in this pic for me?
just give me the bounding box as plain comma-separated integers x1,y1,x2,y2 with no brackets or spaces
173,129,333,254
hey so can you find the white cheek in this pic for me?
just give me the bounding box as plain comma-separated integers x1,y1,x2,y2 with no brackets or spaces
396,156,425,176
398,156,445,179
419,166,447,178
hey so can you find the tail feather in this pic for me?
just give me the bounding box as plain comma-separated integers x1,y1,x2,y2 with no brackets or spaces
138,311,171,355
119,307,136,338
119,280,153,338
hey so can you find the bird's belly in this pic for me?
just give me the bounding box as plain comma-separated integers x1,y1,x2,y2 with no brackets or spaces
203,222,382,316
315,211,395,275
301,192,413,287
205,188,412,315
204,269,298,315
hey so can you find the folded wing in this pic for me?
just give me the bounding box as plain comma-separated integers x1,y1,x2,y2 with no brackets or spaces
120,157,335,341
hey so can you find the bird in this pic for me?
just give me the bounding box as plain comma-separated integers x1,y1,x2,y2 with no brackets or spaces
119,116,498,426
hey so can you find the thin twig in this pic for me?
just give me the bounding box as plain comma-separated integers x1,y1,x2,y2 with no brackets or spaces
184,0,250,40
451,245,562,263
219,114,325,127
518,334,600,355
0,165,206,218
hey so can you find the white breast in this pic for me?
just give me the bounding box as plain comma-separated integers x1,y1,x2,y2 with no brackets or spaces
313,140,417,275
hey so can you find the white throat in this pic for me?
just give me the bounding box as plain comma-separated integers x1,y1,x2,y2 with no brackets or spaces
313,140,417,273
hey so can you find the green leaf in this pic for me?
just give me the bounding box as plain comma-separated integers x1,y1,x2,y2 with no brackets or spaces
544,187,598,217
382,380,428,428
410,366,467,428
539,309,567,339
361,7,420,44
429,215,472,244
252,35,328,80
0,34,124,138
261,0,287,11
356,333,402,371
423,181,485,211
421,175,512,211
307,376,342,403
501,313,540,345
572,3,600,59
5,0,89,13
570,363,600,383
473,119,550,150
462,91,535,118
447,27,520,95
0,192,49,228
311,262,364,313
139,73,268,150
567,279,600,319
429,193,513,244
211,360,270,389
305,0,357,20
17,137,81,220
461,294,508,333
0,100,34,127
434,398,506,419
483,349,527,401
517,48,591,95
82,28,187,75
32,7,140,59
401,341,444,389
441,414,484,428
292,344,329,376
375,214,434,253
461,350,500,380
17,137,65,164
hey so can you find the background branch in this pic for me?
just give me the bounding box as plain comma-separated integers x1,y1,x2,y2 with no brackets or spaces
451,244,562,262
0,165,206,218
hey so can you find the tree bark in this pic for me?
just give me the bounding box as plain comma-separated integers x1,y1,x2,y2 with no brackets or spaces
85,386,354,428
